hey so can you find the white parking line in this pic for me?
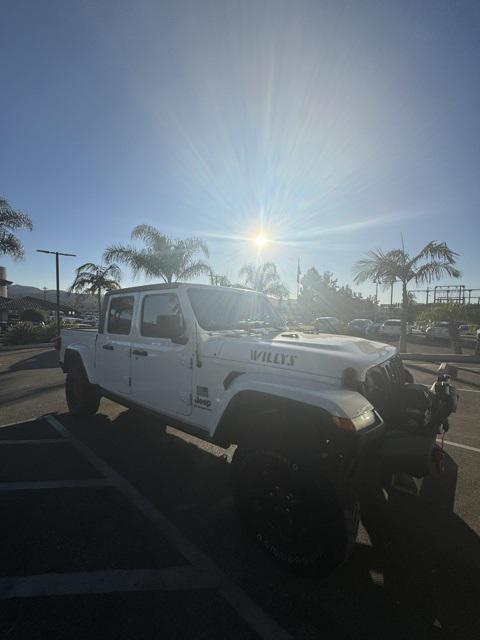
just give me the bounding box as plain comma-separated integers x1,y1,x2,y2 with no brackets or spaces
441,439,480,454
45,415,292,640
0,479,111,492
456,388,480,393
0,438,66,445
0,567,217,600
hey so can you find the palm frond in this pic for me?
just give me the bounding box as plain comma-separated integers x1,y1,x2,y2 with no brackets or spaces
130,225,168,252
238,264,256,287
353,249,401,284
176,261,211,282
103,244,151,278
0,199,33,231
0,231,25,259
410,241,459,267
414,262,462,284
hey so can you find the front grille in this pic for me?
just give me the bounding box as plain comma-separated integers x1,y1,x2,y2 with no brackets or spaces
364,355,405,415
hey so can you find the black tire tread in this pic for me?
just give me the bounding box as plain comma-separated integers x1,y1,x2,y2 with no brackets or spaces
66,364,100,417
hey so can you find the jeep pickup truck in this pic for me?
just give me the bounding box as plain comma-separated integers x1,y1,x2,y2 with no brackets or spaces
59,283,458,574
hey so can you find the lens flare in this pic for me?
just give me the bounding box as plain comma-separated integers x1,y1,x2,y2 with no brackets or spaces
254,234,268,248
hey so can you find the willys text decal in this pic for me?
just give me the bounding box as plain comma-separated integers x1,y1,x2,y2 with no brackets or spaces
251,350,297,366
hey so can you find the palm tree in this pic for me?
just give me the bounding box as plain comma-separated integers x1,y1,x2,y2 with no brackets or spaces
0,198,33,259
70,263,122,318
353,241,461,352
104,225,210,283
238,262,290,299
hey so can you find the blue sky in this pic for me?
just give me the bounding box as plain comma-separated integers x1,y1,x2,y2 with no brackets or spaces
1,0,479,302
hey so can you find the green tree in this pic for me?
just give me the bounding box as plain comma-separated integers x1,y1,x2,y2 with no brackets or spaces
298,267,377,322
353,241,461,352
104,225,210,284
19,309,46,324
238,262,290,299
70,263,122,317
0,197,33,259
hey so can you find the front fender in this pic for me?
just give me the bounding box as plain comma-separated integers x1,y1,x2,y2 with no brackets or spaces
220,373,373,422
63,345,95,383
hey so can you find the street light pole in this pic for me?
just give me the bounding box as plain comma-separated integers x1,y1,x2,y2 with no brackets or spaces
37,249,76,336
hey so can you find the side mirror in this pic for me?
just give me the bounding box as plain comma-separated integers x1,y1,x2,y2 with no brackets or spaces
167,314,188,344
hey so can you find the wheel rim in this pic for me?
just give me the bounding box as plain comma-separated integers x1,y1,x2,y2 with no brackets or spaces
240,454,335,562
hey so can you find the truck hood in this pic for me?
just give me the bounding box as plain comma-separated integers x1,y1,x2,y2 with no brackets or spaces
203,331,397,382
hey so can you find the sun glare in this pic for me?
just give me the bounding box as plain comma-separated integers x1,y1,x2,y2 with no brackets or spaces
254,234,268,248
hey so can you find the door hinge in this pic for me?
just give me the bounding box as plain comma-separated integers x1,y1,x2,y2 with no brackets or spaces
128,376,132,387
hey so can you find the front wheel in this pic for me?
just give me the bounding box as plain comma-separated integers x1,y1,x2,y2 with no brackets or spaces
65,366,100,417
232,448,358,576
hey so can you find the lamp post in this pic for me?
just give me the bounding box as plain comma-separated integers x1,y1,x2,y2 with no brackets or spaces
37,249,76,335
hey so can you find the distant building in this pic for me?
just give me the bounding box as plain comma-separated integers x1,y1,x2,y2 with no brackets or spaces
0,295,75,317
0,266,75,322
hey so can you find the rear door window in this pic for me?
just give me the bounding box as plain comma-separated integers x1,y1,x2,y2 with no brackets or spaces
107,296,134,335
141,293,183,338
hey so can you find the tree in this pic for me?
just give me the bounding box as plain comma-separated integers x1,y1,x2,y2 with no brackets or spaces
70,263,122,317
104,225,210,284
0,197,33,259
238,262,290,299
19,309,46,324
298,267,377,322
353,241,461,352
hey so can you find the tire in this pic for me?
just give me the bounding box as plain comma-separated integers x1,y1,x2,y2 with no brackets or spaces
65,365,100,417
232,447,359,576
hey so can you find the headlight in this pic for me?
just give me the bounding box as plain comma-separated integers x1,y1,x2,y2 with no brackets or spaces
332,409,377,433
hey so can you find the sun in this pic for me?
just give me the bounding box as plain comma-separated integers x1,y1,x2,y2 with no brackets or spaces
254,234,269,248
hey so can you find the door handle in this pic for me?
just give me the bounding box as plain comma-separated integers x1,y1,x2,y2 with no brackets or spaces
102,344,114,350
132,349,148,357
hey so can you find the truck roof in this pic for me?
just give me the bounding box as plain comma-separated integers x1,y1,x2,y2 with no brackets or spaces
104,282,262,297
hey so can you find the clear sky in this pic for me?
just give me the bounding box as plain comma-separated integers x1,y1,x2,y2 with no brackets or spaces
1,0,479,302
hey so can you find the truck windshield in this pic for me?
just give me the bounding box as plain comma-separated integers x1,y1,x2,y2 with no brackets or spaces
187,288,285,331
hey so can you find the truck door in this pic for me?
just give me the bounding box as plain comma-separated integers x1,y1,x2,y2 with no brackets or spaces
130,292,193,416
96,294,134,396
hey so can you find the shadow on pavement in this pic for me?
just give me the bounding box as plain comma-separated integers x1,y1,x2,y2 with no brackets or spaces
1,348,58,375
58,409,479,639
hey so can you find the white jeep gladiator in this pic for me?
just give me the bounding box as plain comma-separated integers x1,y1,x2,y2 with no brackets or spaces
59,283,458,574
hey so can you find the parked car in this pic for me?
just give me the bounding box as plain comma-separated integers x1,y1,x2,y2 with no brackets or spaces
379,319,413,337
313,316,345,333
365,322,383,337
347,318,374,336
426,322,450,340
380,319,402,337
59,283,458,575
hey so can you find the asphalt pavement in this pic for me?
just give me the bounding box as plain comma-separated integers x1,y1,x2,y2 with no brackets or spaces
0,346,479,639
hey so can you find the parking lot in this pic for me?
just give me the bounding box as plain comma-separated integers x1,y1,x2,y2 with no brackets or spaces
1,346,479,639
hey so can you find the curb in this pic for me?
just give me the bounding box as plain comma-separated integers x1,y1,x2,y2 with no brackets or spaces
400,353,480,364
0,343,54,352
